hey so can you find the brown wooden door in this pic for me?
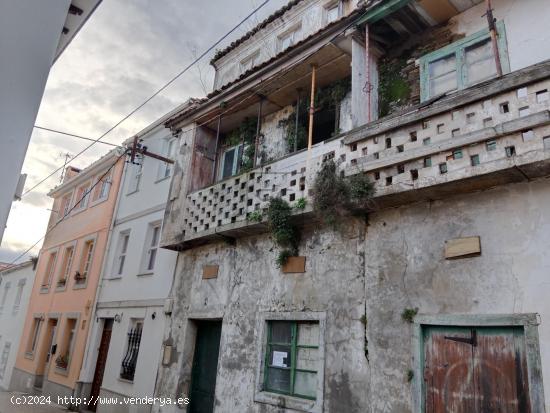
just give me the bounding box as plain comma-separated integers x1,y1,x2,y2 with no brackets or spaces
89,319,113,411
424,326,531,413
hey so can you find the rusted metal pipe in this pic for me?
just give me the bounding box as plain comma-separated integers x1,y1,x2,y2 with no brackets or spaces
485,0,503,76
307,65,317,151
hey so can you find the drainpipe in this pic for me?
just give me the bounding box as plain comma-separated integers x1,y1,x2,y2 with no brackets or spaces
307,65,317,151
485,0,503,76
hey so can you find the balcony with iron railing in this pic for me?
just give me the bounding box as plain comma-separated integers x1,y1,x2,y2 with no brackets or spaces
167,61,550,250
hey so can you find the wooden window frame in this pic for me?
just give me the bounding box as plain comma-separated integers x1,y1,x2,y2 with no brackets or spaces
262,321,319,400
113,230,131,277
254,311,326,413
420,21,510,102
74,237,96,289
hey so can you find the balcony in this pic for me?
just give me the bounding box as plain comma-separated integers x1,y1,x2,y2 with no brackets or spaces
166,61,550,250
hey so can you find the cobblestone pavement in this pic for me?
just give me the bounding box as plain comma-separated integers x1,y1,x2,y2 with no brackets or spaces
0,391,67,413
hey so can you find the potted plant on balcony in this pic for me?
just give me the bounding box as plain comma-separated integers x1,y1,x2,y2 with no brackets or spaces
55,354,69,369
56,277,66,287
74,271,85,283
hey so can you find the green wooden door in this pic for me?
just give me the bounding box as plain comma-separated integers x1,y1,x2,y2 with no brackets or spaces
188,321,222,413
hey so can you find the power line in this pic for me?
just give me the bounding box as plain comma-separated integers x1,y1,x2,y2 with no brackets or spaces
34,126,120,147
6,151,127,267
22,0,272,198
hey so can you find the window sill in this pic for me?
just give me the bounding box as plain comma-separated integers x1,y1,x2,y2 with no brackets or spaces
73,282,88,290
137,271,153,277
154,175,171,184
54,366,69,376
89,196,108,208
118,377,134,385
126,189,139,196
24,352,34,360
40,287,50,294
105,275,122,281
254,391,319,413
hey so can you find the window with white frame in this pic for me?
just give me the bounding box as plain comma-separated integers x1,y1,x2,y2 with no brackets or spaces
114,231,130,276
58,192,72,220
0,282,10,314
220,144,244,180
12,279,25,314
127,162,142,194
57,245,74,287
278,24,301,52
157,138,176,181
420,22,509,101
73,182,91,211
26,317,42,355
240,50,260,73
262,321,320,400
76,240,94,284
41,252,57,289
92,170,113,202
143,223,161,272
325,1,341,23
0,342,11,380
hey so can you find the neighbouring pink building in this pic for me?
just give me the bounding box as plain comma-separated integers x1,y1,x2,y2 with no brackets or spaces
12,149,124,404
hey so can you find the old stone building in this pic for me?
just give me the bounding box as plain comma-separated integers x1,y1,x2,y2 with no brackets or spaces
154,0,550,412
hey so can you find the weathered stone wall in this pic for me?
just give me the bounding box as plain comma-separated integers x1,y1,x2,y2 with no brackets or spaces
154,220,370,413
365,177,550,412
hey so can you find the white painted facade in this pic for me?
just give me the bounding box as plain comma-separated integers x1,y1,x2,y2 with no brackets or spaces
79,123,178,412
212,0,361,90
0,260,37,390
0,0,101,243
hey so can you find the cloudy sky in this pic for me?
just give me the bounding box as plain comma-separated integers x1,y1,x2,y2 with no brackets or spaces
0,0,290,263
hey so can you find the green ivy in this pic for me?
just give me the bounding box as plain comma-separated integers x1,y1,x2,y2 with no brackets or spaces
311,159,375,228
378,58,411,118
267,198,300,267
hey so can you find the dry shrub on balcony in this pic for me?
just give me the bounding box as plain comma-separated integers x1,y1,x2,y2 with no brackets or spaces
267,197,301,267
312,159,375,228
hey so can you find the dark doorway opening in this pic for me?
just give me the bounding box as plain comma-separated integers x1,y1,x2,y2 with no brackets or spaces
188,320,222,413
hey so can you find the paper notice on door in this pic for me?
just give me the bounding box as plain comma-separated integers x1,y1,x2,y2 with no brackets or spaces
272,351,288,367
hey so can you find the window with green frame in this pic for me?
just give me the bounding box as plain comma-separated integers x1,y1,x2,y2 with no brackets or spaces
263,320,319,400
420,21,510,101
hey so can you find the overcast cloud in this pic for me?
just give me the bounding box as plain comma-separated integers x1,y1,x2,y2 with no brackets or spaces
0,0,289,263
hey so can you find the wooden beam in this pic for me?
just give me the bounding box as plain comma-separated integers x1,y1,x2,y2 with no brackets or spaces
356,0,412,25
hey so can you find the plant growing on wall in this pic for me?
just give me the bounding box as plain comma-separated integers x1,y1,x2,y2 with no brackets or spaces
311,159,375,228
378,58,411,118
267,197,301,267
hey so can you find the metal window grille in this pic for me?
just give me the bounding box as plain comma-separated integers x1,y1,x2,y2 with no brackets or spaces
120,324,142,381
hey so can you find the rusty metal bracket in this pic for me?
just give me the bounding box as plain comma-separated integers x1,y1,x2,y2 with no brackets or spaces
444,330,477,346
